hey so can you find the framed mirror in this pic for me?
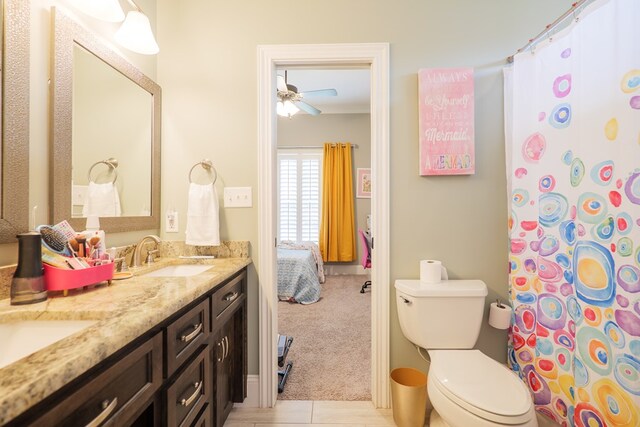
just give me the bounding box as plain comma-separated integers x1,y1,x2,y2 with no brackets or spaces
50,8,161,233
0,0,30,243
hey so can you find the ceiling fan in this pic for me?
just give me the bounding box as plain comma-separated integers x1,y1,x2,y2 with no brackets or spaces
276,71,338,117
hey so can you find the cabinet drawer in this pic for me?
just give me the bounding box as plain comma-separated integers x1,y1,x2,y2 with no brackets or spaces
32,333,162,426
191,403,211,427
165,345,210,427
212,271,246,320
166,298,210,378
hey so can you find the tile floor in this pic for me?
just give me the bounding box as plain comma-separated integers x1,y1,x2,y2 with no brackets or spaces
226,401,395,427
226,400,560,427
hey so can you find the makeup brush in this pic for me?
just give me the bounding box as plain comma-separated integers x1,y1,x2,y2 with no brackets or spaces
76,235,87,258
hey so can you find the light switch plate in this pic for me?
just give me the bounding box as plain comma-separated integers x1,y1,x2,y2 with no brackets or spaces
224,187,252,208
72,185,88,206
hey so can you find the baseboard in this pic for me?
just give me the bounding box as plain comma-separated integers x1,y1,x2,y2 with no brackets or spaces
233,375,260,408
324,264,368,275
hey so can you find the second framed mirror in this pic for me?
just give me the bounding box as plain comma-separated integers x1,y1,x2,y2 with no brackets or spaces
50,7,161,233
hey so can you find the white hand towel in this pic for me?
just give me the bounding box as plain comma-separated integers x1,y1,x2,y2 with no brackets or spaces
82,181,122,217
185,183,220,246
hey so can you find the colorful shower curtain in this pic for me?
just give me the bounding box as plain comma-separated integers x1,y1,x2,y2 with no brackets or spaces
505,0,640,425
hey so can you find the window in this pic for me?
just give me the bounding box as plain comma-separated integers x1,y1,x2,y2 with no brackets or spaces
278,149,322,244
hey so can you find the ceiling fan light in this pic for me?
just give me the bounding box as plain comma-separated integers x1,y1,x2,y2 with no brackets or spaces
277,100,299,118
284,100,299,116
115,10,160,55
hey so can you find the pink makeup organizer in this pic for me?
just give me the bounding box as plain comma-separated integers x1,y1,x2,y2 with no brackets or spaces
44,262,115,296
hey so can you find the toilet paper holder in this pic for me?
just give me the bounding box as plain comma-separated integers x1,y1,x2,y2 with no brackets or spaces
496,298,504,308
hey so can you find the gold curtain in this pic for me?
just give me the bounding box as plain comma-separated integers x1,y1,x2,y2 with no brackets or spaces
319,143,356,262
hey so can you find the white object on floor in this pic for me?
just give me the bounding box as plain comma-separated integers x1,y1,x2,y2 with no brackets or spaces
82,181,122,217
185,182,220,246
395,279,537,427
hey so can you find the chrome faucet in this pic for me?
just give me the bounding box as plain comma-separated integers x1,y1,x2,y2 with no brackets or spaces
131,235,161,268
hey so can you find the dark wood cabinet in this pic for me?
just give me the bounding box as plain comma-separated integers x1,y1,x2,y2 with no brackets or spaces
165,298,210,378
210,270,247,427
165,345,210,427
7,267,248,427
23,333,163,427
212,322,233,427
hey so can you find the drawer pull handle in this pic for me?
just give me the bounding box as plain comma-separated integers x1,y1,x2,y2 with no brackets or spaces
223,291,239,302
180,323,203,343
217,341,222,362
222,336,228,360
86,397,118,427
180,381,202,407
224,336,229,359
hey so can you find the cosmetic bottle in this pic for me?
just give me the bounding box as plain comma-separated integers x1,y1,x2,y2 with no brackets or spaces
11,232,47,305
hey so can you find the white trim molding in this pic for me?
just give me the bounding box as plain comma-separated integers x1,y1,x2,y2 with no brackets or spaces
257,43,390,408
233,375,260,408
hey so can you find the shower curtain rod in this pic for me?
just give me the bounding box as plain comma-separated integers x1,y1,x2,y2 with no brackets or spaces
507,0,595,63
278,144,359,149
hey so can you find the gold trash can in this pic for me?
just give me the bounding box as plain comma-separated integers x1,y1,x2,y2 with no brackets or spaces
390,367,428,427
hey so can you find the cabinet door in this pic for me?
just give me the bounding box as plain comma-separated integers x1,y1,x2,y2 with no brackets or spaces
214,320,234,427
29,333,162,427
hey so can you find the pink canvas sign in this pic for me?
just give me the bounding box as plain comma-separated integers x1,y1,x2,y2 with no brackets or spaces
418,68,475,175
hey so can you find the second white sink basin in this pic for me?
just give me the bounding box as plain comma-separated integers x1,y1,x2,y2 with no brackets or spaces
0,320,97,369
142,264,212,277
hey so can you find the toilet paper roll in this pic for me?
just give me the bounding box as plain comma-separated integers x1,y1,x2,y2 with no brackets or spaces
420,260,442,284
489,302,512,329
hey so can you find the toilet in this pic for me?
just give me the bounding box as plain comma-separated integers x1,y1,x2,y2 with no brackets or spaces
395,279,537,427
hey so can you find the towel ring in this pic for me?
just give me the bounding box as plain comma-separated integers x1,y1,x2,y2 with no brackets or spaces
87,158,118,184
188,159,217,185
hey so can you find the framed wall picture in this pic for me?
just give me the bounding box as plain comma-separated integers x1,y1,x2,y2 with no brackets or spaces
356,168,371,199
418,67,475,175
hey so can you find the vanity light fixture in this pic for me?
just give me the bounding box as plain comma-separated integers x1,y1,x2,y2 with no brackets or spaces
276,100,299,118
69,0,125,22
114,0,160,55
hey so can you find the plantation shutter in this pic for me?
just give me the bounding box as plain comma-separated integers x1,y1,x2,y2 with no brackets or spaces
278,150,322,244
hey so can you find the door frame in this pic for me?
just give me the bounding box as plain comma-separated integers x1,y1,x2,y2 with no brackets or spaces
257,43,390,408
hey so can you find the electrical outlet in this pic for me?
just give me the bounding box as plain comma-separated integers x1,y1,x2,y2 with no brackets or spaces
224,187,252,208
166,210,179,232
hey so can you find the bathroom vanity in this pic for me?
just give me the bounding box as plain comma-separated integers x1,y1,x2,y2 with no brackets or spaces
0,257,250,427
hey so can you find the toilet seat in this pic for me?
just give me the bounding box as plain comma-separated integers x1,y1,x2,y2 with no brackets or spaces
428,350,534,425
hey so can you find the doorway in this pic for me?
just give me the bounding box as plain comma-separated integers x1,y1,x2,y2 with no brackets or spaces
257,43,390,408
275,68,371,400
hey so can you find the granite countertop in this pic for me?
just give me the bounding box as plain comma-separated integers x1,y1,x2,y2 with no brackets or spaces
0,256,252,425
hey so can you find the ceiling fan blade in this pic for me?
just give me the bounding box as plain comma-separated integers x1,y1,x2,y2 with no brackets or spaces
300,88,338,97
277,75,288,92
294,100,321,116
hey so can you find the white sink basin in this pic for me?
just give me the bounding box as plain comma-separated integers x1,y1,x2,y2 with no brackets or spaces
142,264,212,277
0,320,96,369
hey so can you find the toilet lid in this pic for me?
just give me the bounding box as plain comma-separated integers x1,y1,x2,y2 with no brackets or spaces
429,350,532,421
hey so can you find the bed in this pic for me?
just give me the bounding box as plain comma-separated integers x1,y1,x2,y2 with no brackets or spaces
277,247,322,304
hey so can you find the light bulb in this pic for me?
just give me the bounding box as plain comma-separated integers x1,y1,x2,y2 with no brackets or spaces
115,10,160,55
284,101,299,117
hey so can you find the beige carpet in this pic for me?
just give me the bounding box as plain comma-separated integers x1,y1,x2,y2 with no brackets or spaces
278,274,371,401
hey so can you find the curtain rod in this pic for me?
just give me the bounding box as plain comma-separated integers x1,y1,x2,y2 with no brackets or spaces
278,144,359,149
507,0,595,63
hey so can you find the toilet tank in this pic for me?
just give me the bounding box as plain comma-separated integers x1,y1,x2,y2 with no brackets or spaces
395,279,488,349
